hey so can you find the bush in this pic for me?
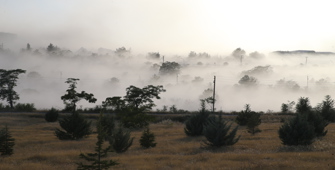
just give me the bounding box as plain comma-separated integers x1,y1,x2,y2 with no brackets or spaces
278,114,315,145
55,112,92,140
203,115,240,147
0,125,15,156
120,112,155,129
45,108,59,122
184,112,209,136
14,103,36,112
140,128,157,148
109,125,134,153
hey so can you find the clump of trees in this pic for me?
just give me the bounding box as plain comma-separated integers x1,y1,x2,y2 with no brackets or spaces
278,96,329,146
235,104,261,135
103,85,165,129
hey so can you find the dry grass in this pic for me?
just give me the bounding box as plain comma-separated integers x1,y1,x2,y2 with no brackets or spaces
0,113,335,169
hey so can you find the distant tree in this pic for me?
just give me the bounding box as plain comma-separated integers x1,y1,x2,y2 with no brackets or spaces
278,114,315,145
188,51,197,58
242,65,273,76
55,112,92,140
295,97,312,114
147,52,160,60
115,47,130,57
159,61,180,75
77,113,118,169
99,114,116,140
203,114,240,147
26,43,31,51
0,125,15,156
236,104,257,126
232,48,246,59
275,79,300,91
0,69,26,109
139,128,157,148
249,51,265,59
238,75,258,87
47,43,58,52
61,78,97,113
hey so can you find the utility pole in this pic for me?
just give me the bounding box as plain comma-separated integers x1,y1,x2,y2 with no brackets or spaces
240,55,243,66
305,57,308,65
176,74,178,84
213,76,216,113
163,56,165,63
307,76,309,92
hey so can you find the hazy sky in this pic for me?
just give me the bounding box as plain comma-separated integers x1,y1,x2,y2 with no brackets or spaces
1,0,335,54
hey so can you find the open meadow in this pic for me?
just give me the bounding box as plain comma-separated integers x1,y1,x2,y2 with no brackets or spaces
1,112,335,170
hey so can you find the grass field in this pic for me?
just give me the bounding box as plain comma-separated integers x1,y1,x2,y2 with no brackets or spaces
0,113,335,170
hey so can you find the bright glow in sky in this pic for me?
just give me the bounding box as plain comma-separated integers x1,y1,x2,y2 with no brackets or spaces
1,0,335,54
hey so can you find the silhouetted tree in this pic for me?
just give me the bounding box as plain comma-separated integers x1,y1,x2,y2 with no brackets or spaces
61,78,97,113
109,125,134,153
232,48,246,59
316,95,335,122
45,108,59,122
184,100,210,136
0,69,26,109
247,113,261,135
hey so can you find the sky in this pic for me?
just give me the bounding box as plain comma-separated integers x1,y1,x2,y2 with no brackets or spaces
1,0,335,55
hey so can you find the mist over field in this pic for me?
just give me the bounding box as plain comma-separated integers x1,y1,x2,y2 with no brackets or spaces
1,1,335,112
1,45,334,112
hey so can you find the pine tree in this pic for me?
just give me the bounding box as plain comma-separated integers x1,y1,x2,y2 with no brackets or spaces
55,112,92,140
203,115,240,147
278,114,315,145
77,113,118,170
184,99,209,136
140,128,156,148
235,104,254,126
0,125,15,156
100,114,116,141
247,113,261,135
109,125,134,153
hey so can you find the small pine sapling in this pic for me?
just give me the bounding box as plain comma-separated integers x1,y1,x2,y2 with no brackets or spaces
55,112,92,140
278,114,315,145
77,113,118,169
247,113,261,135
109,125,134,153
140,128,156,148
0,125,15,156
203,114,240,147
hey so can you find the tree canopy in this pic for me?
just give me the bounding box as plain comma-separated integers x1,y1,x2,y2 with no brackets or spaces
0,69,26,109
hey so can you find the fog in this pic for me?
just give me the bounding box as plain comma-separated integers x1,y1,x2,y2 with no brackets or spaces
1,46,335,112
1,1,335,112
